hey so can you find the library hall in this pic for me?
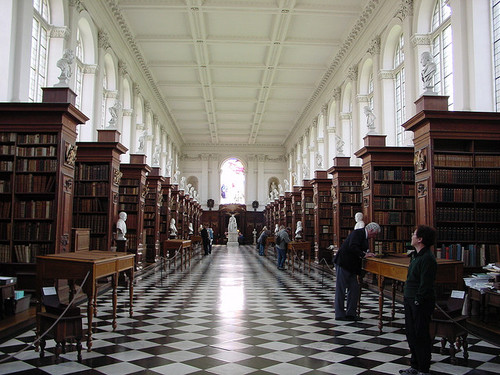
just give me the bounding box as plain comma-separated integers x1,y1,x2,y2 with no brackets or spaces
1,0,500,374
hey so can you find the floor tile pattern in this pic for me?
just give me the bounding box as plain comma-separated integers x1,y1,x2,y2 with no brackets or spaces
0,245,499,374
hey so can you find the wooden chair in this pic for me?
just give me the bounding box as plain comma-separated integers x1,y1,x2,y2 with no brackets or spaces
429,294,468,364
37,287,83,362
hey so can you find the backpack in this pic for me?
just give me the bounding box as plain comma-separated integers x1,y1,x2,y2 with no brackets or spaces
275,234,282,245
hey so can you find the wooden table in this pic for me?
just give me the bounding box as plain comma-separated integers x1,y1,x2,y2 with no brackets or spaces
36,251,135,350
163,239,192,270
288,241,312,274
363,255,463,332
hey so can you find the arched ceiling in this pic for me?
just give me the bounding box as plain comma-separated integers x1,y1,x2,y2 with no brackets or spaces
110,0,374,147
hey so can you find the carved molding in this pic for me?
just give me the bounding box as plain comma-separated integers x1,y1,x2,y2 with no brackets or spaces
362,173,370,190
122,108,133,116
367,36,381,55
395,0,413,21
411,33,431,46
340,112,352,120
417,182,428,198
347,65,358,82
414,147,428,173
332,87,341,101
83,64,98,74
379,70,395,80
50,26,70,40
113,168,122,186
98,30,110,50
65,143,77,167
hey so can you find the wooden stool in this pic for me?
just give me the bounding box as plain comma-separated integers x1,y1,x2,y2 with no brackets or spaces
38,311,83,362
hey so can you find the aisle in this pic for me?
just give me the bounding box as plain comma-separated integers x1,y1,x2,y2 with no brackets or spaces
0,245,499,375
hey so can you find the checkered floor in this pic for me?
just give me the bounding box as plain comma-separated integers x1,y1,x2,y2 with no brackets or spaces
1,245,499,375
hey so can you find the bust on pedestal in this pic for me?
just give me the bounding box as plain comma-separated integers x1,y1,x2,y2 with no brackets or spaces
116,212,128,252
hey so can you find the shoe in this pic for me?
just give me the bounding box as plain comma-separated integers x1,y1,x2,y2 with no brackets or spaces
399,368,418,375
346,315,363,321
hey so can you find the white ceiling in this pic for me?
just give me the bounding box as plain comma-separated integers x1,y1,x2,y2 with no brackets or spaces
116,0,369,147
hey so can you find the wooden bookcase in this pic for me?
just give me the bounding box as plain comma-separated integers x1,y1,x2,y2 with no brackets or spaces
119,154,151,270
311,170,333,263
73,129,127,251
291,186,302,236
278,196,285,228
403,96,500,268
355,135,415,254
327,157,362,249
177,191,187,239
300,180,314,249
284,193,293,230
0,88,88,290
144,167,164,264
169,186,179,238
159,177,172,246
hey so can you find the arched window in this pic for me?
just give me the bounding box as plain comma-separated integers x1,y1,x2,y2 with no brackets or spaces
101,72,107,128
493,0,500,110
220,158,245,204
74,28,84,110
431,0,453,108
394,33,406,146
29,0,50,102
367,72,374,110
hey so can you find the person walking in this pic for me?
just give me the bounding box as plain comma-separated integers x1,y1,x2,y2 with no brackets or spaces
399,225,437,375
334,222,380,321
201,225,210,256
275,226,291,270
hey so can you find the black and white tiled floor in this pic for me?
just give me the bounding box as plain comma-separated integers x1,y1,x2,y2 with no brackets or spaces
1,244,499,374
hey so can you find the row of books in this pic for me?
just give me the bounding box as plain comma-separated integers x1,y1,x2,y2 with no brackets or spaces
373,197,415,210
0,161,13,171
14,245,33,263
13,222,52,241
73,214,107,232
0,145,15,155
0,133,16,142
0,179,10,192
0,223,11,239
0,201,11,217
15,174,55,192
0,245,12,262
13,200,52,219
435,188,473,202
377,225,413,240
75,198,107,212
339,194,361,203
339,205,362,217
16,146,57,157
373,183,415,195
435,243,500,267
435,169,500,184
120,187,139,195
75,181,110,196
373,240,410,253
373,211,414,225
17,133,57,144
434,154,473,167
373,169,414,181
76,164,110,180
16,158,58,172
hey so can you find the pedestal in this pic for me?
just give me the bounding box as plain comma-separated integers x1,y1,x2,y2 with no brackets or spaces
227,231,239,246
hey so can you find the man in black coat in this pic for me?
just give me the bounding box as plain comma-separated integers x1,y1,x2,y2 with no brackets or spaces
334,222,380,321
201,225,210,255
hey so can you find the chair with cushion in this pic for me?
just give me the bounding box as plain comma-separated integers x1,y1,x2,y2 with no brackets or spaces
429,294,468,364
37,286,83,362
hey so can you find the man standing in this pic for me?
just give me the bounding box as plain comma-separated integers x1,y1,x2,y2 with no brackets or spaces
275,226,291,270
334,222,380,321
399,225,437,375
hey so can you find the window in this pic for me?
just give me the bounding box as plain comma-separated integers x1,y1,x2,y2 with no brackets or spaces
74,28,84,110
493,0,500,110
29,0,50,102
431,0,453,108
101,73,107,128
220,158,245,204
394,33,406,146
367,72,374,110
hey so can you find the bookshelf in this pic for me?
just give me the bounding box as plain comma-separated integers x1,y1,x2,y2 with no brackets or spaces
169,185,179,238
278,196,285,228
327,157,363,250
355,135,415,254
291,186,302,237
73,129,127,251
403,96,500,269
144,167,164,264
284,193,293,230
178,190,186,239
119,154,151,270
311,171,333,263
0,87,88,290
300,180,314,249
159,177,172,247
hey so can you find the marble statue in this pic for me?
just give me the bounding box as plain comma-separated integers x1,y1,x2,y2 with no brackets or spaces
108,100,121,128
421,51,437,94
116,211,127,240
170,218,178,237
354,212,365,229
228,214,238,232
364,106,376,134
295,220,303,240
55,49,75,87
